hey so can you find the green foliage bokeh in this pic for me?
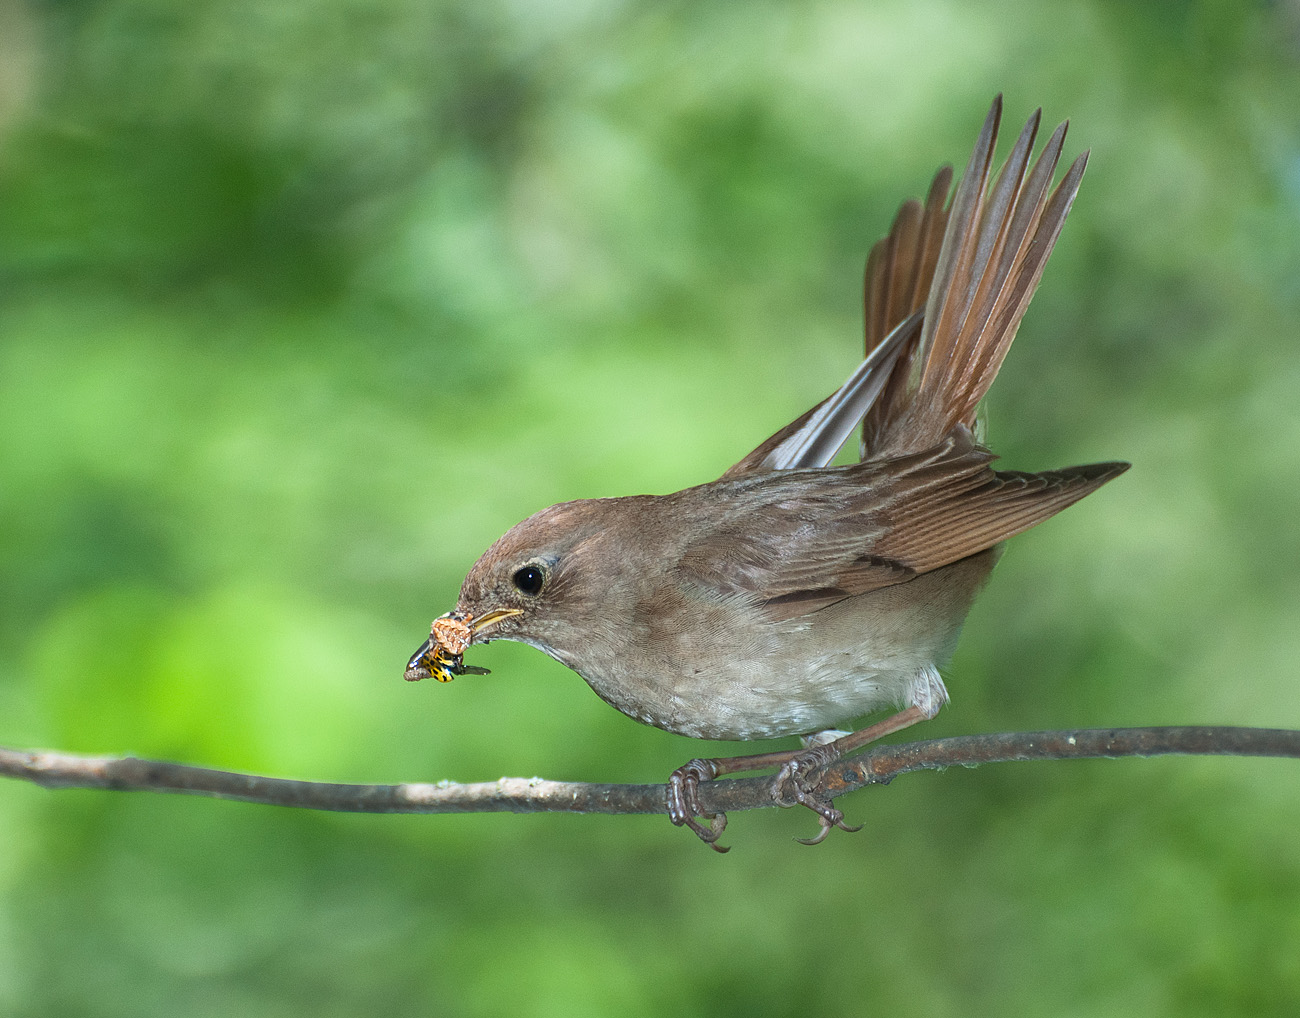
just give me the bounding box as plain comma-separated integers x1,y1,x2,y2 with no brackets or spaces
2,1,1300,1014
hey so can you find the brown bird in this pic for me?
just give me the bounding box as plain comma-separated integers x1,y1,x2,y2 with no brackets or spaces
405,96,1128,849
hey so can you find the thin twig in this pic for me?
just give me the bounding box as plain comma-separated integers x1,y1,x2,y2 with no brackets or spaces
2,727,1297,818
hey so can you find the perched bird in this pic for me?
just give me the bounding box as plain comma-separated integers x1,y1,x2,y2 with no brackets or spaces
406,96,1127,848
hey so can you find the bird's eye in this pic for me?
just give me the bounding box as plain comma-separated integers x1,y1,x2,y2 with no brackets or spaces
512,565,545,596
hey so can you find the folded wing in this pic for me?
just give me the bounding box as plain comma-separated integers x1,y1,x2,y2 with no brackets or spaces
685,435,1128,620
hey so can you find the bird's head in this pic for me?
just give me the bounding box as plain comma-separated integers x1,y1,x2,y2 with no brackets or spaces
404,498,628,681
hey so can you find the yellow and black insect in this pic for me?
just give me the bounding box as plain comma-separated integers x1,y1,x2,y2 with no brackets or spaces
403,638,490,682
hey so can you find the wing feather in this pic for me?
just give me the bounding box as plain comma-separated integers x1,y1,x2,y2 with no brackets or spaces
678,439,1127,622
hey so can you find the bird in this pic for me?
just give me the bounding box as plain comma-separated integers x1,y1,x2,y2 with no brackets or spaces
405,95,1128,849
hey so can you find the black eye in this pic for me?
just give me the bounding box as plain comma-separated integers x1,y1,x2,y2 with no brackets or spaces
512,565,545,596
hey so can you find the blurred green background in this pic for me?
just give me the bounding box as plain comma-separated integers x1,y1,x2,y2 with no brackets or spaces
2,0,1300,1014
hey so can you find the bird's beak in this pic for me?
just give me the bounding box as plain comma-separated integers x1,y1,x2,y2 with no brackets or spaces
403,607,523,682
469,607,523,636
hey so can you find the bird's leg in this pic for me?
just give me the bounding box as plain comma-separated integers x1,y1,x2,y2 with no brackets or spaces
666,721,916,850
668,692,938,850
775,665,949,841
775,704,932,844
668,746,816,852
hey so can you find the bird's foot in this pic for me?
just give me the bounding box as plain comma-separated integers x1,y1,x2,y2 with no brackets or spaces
667,759,731,852
773,744,864,846
665,706,932,849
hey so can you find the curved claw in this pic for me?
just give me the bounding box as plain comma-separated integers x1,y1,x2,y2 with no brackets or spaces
795,819,835,846
776,745,863,846
795,814,864,846
696,818,731,854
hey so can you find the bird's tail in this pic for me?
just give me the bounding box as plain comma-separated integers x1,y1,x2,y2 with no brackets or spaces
861,95,1087,458
723,96,1089,480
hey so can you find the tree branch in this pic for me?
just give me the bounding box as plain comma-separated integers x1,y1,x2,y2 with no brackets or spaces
2,727,1298,819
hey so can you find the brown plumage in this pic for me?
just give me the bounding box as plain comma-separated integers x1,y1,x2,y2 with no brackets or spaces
406,96,1127,847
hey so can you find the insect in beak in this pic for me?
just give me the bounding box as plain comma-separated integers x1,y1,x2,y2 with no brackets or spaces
403,608,522,682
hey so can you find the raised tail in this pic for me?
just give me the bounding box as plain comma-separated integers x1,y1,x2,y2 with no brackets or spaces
726,97,1091,479
863,95,1088,458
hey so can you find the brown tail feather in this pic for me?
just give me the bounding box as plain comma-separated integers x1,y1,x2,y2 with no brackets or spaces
863,96,1088,459
861,166,953,458
729,98,1094,484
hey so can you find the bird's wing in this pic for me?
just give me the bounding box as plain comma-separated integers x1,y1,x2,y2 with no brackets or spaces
681,434,1127,621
